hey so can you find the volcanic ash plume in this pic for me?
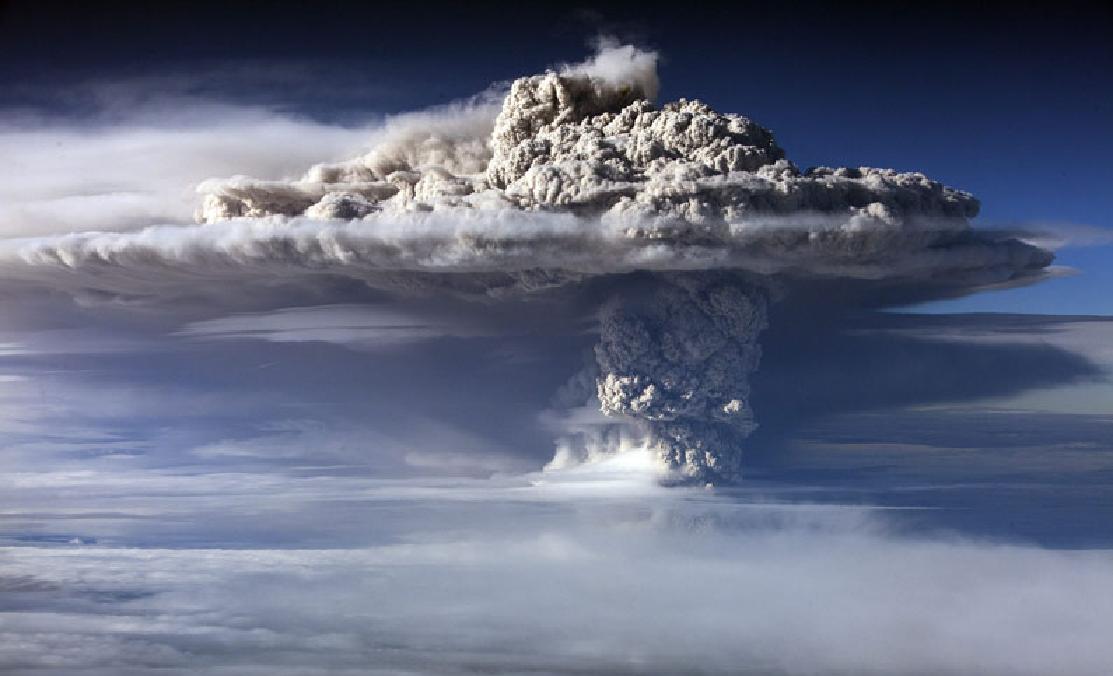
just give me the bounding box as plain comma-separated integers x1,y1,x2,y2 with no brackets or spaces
0,43,1054,481
594,275,768,479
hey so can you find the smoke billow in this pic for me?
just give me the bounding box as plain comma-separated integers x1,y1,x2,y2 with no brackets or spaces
0,43,1054,481
593,275,768,479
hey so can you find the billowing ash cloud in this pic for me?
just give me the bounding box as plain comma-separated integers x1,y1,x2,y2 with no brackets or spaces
0,43,1053,481
594,275,768,479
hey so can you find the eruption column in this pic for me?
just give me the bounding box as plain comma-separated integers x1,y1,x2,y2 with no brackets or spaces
594,274,768,480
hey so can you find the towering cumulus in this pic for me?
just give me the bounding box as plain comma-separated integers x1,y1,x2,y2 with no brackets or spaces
1,43,1053,481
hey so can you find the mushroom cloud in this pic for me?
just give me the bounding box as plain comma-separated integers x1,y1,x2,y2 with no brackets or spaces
0,43,1053,481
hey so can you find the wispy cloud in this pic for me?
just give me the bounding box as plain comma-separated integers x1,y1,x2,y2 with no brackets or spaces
177,304,494,347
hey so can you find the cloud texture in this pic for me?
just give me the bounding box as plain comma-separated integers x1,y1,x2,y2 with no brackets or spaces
2,474,1113,676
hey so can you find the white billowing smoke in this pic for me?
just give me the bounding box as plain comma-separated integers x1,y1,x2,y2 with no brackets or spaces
560,39,661,100
192,43,979,238
0,43,1053,481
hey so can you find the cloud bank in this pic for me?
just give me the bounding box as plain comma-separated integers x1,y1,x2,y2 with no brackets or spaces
2,475,1112,676
0,43,1054,480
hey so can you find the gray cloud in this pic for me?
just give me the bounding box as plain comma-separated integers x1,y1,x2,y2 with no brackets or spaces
591,275,768,479
0,43,1054,480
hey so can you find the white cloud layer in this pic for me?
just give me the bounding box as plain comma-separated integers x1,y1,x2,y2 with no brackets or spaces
0,475,1111,675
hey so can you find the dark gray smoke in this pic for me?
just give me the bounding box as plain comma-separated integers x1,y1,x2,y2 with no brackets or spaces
594,275,768,479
